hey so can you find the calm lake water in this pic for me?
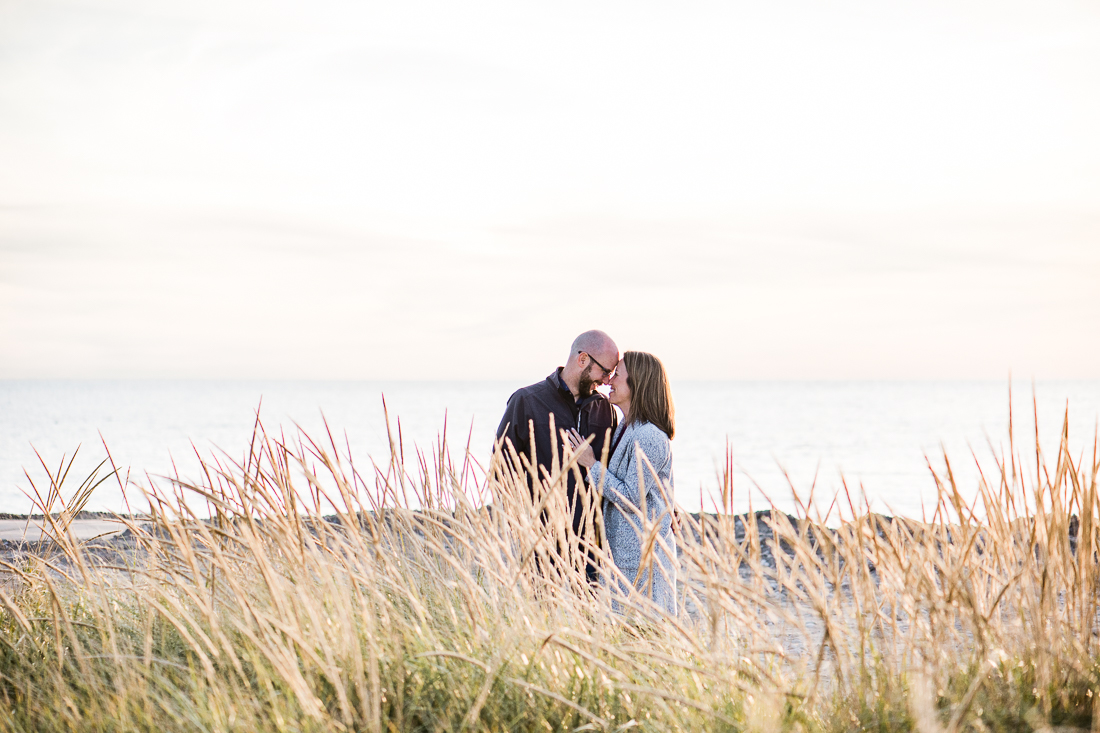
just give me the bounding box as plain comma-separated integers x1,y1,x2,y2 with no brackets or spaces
3,380,1099,519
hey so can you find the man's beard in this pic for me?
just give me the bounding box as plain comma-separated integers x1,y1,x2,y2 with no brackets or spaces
577,364,596,398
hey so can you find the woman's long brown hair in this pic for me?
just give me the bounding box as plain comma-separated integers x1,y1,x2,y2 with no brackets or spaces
622,351,675,439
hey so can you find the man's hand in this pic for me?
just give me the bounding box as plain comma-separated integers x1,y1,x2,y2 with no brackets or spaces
565,428,596,468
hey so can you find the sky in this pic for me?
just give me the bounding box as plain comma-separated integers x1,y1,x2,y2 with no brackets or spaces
1,0,1098,381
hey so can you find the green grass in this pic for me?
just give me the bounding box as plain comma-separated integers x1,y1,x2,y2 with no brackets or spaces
0,408,1098,732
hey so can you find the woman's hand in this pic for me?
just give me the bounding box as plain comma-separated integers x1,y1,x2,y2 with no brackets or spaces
566,429,596,468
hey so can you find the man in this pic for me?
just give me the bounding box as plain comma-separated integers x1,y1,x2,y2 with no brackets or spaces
494,330,620,582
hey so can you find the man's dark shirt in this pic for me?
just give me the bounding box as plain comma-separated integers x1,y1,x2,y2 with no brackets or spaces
494,368,617,560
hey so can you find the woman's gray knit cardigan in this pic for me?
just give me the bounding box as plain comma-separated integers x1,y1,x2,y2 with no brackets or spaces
587,420,676,615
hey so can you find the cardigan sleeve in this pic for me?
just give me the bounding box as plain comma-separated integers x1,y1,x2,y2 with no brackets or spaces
588,425,670,517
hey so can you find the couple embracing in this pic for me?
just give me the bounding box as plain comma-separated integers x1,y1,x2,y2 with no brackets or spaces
494,330,677,615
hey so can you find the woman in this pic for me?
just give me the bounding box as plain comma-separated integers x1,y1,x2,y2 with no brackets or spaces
568,351,677,615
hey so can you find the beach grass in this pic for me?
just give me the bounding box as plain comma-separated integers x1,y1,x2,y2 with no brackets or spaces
0,401,1098,732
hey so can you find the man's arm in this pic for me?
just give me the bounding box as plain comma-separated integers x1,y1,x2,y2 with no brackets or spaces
494,391,529,467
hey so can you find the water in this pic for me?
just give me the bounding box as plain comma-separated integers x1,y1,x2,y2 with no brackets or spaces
3,380,1100,519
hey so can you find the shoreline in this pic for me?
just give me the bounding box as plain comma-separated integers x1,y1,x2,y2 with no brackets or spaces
0,510,149,521
0,512,143,543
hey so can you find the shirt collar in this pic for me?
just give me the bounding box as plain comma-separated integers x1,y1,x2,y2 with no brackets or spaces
556,369,581,405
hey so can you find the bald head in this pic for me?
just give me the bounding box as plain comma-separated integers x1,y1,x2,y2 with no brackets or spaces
561,329,620,398
569,330,617,364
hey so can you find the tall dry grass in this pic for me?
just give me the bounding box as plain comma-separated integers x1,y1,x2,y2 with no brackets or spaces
0,398,1097,732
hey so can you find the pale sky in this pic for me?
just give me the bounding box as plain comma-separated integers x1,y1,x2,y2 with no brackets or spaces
2,0,1098,380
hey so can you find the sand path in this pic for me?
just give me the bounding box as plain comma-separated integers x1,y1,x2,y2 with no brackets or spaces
0,519,128,542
